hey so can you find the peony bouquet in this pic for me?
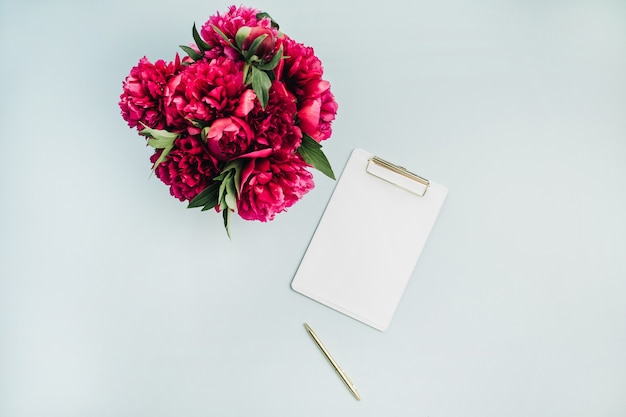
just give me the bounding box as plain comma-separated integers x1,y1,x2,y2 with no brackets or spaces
119,5,337,235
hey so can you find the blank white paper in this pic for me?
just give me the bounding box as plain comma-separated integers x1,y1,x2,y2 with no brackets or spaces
292,148,448,331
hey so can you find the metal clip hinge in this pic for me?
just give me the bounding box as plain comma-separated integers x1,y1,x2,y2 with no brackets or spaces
366,156,430,197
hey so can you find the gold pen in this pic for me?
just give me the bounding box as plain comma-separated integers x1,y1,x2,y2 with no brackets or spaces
303,323,361,401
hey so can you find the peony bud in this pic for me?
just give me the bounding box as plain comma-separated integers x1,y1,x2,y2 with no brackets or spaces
235,26,276,60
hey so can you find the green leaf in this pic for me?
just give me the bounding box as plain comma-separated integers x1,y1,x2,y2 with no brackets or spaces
297,134,336,180
215,160,243,212
256,45,283,71
242,63,251,86
256,12,280,29
150,142,175,173
213,170,227,182
187,182,219,209
211,24,238,51
223,159,244,195
179,45,202,61
250,66,271,109
186,159,242,237
233,163,242,196
140,125,179,143
192,23,211,52
243,34,268,60
217,170,230,208
225,175,237,207
201,126,211,142
139,125,179,173
235,26,251,50
146,136,175,149
223,209,231,239
187,118,211,129
225,192,237,210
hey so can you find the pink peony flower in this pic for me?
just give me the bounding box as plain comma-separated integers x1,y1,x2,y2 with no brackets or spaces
151,135,218,201
247,81,302,152
119,55,182,130
239,26,278,60
298,85,338,142
279,38,338,142
164,57,248,133
121,6,338,232
280,37,324,95
200,5,275,61
205,116,255,161
317,89,339,141
238,152,314,222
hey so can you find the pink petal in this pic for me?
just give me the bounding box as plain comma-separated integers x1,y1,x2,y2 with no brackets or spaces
298,99,321,138
234,89,257,117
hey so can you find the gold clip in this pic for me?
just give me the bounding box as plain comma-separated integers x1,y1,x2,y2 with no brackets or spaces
367,156,430,197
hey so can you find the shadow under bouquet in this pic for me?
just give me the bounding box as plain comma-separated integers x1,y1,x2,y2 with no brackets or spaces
119,5,338,235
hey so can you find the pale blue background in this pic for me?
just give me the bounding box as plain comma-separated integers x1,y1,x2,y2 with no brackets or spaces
1,0,625,416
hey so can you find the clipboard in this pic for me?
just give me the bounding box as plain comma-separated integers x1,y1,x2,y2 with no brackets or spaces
291,148,448,331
